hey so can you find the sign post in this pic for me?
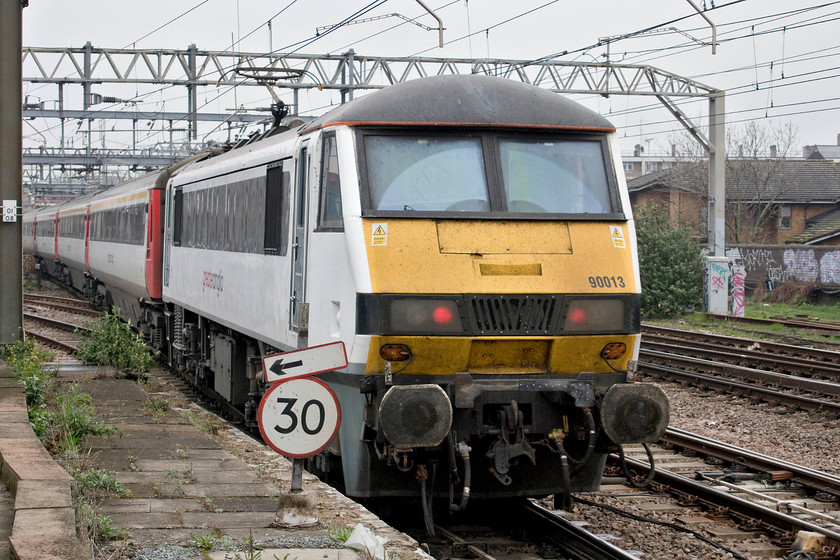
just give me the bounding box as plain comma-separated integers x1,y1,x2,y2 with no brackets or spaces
257,342,346,492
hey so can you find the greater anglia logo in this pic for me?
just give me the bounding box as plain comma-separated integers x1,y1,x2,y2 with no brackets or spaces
202,270,224,295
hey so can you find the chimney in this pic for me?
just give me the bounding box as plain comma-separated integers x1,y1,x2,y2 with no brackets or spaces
671,144,676,157
770,145,777,158
837,133,840,146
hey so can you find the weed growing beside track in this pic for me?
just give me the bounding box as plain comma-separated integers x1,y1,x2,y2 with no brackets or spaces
1,337,132,550
76,307,157,375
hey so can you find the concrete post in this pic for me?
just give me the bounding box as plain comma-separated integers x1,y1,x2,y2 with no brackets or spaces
706,91,728,313
0,0,24,345
708,91,726,257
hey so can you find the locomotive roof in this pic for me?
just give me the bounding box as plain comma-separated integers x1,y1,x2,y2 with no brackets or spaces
301,74,615,132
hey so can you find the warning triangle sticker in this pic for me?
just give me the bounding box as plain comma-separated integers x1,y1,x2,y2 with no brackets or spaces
373,226,386,236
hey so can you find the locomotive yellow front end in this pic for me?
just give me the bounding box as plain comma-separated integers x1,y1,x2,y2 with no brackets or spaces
307,75,668,519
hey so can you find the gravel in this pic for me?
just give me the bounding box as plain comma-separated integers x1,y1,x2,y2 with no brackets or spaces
663,380,840,476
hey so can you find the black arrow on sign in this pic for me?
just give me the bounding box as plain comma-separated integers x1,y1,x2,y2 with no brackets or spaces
269,358,304,376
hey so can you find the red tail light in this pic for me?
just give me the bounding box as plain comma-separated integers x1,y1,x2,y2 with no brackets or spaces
567,307,587,325
563,299,625,332
432,305,454,325
390,299,463,334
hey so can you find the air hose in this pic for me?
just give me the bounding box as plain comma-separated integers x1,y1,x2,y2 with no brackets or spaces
555,439,572,511
618,442,656,488
449,442,472,513
569,408,597,476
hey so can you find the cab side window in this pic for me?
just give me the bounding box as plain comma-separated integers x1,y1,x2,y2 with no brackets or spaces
317,134,343,231
265,159,291,255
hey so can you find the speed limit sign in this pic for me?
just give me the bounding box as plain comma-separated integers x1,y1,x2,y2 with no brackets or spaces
257,377,341,458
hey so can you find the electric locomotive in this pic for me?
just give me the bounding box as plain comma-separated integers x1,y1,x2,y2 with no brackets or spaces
24,75,668,523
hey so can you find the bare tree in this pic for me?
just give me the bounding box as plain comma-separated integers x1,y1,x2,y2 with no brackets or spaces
663,121,800,244
725,121,799,244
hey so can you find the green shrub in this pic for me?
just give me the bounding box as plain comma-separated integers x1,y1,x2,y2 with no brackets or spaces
76,307,156,374
1,338,57,416
635,204,704,319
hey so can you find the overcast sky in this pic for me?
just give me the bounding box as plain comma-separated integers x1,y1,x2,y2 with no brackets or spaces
20,0,840,156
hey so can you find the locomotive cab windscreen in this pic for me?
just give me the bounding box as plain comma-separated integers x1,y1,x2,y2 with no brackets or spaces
359,131,622,218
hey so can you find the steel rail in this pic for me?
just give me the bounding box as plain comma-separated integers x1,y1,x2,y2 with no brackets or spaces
23,330,78,354
23,312,90,334
638,361,840,415
640,349,840,397
433,526,497,560
620,454,840,548
643,324,840,364
642,336,840,381
23,298,103,318
516,500,640,560
662,427,840,501
23,293,92,306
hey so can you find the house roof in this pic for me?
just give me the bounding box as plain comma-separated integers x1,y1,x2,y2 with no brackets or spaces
785,208,840,244
627,159,840,204
806,145,840,160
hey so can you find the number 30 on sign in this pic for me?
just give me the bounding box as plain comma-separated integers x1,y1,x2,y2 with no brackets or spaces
257,377,341,459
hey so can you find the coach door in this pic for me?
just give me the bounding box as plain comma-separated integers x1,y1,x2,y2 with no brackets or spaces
290,142,309,337
84,206,91,270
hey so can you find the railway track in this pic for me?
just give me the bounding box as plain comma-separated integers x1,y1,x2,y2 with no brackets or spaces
643,324,840,367
399,498,641,560
639,326,840,415
639,360,840,415
22,293,98,356
612,429,840,557
642,325,840,381
622,450,840,558
706,313,840,335
23,293,103,318
23,312,89,354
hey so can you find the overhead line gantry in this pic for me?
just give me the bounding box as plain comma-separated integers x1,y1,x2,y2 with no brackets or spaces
22,43,726,255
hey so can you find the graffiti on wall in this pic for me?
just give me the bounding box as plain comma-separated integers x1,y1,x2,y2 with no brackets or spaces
820,251,840,284
732,266,746,317
727,245,840,288
783,249,818,282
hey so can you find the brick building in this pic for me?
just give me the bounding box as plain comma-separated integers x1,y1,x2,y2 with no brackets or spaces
627,158,840,246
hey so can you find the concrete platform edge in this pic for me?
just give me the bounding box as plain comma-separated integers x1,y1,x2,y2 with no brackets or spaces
0,365,90,559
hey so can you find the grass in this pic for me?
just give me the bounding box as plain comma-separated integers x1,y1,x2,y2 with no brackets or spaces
181,409,222,435
747,301,840,322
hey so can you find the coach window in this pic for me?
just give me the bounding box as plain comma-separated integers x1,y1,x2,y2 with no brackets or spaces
265,160,291,255
173,188,183,246
317,134,343,231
